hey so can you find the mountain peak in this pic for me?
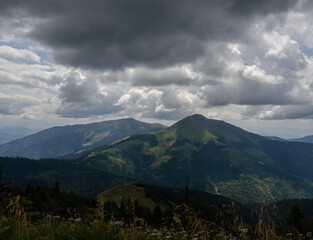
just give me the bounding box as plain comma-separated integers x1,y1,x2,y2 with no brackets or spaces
180,114,224,123
184,114,210,121
171,113,265,146
176,114,223,128
188,113,207,119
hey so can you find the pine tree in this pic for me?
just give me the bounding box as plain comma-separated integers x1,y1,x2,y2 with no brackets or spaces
184,184,190,206
152,205,163,226
53,180,60,196
287,202,305,232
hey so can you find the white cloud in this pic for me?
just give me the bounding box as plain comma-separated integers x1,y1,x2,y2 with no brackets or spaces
279,11,313,49
0,45,41,63
242,65,283,84
116,88,163,111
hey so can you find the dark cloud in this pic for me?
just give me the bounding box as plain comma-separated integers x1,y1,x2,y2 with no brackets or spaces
230,0,295,16
130,67,193,86
0,0,19,14
0,0,297,70
3,0,313,124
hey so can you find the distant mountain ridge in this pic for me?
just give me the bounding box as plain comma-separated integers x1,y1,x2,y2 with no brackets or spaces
0,126,40,145
0,118,165,159
265,136,288,142
290,135,313,144
266,135,313,144
266,135,313,143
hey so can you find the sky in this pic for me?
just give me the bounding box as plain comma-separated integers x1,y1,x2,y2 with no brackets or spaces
0,0,313,138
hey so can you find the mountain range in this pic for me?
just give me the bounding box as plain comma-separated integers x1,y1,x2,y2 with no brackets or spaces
1,114,313,204
0,118,165,159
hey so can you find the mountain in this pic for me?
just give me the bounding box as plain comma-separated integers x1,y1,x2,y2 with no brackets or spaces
290,135,313,144
76,114,313,203
0,118,165,159
0,126,40,145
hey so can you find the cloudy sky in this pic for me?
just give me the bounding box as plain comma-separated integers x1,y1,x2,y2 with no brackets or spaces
1,0,313,138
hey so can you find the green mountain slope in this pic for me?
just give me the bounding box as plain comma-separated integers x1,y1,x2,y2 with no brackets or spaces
0,118,165,159
78,114,313,203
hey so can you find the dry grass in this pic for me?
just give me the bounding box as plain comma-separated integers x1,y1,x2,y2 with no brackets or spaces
0,194,312,240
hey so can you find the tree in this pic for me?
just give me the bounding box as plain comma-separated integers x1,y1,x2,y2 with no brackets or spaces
183,184,190,206
53,180,60,196
152,205,163,226
287,202,305,232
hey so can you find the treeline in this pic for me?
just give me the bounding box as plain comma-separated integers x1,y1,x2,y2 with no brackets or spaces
0,181,96,220
101,199,165,227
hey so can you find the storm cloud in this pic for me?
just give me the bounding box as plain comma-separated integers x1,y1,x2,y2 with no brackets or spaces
0,0,296,70
1,0,313,133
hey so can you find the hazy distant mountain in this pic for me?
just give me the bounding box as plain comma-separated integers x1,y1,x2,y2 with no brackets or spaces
0,118,165,159
265,136,288,142
76,114,313,203
290,135,313,144
267,135,313,144
0,126,40,145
